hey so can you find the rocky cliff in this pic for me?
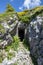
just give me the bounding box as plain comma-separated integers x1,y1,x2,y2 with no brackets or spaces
26,16,43,65
0,13,19,48
19,6,43,65
0,5,43,65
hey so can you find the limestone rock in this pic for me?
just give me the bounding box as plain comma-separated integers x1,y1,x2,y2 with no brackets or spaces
26,16,43,65
0,40,8,49
0,14,19,48
0,49,34,65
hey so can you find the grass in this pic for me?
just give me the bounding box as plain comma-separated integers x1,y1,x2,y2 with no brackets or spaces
0,5,43,64
13,62,18,65
5,36,20,52
7,52,15,59
0,30,20,61
18,6,43,24
0,52,6,63
0,6,43,24
0,24,5,33
4,36,20,60
0,12,17,21
0,57,3,63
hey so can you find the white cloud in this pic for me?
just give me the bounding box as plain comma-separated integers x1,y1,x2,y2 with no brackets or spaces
23,0,31,9
19,0,41,10
19,7,23,11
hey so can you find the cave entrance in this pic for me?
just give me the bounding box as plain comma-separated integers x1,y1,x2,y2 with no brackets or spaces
18,28,25,41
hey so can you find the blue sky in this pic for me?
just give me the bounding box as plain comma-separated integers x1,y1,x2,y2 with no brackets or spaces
0,0,43,13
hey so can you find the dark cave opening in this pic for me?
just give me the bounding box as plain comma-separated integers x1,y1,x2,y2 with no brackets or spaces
18,28,25,41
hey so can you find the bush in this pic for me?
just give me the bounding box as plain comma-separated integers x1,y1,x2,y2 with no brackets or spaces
12,36,20,51
7,52,13,59
6,4,15,12
0,24,5,33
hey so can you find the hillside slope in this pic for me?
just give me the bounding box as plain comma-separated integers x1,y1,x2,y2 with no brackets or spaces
0,5,43,65
18,6,43,23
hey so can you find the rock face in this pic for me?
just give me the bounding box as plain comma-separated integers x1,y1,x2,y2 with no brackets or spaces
26,16,43,65
0,14,19,48
0,13,27,48
0,33,13,49
0,48,34,65
0,40,8,48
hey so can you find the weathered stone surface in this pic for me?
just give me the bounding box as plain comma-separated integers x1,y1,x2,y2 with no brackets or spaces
0,14,19,48
0,33,13,48
18,22,26,29
0,33,4,39
26,16,43,65
0,49,34,65
0,40,8,48
5,33,13,44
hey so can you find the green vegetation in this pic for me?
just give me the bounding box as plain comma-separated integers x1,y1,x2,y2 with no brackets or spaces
18,6,43,24
0,57,3,63
0,24,5,33
23,39,30,50
4,36,20,59
5,35,20,52
13,62,18,65
6,4,15,13
0,4,17,34
11,35,20,51
0,51,6,63
0,11,17,21
0,5,43,64
0,4,16,21
0,5,43,24
7,52,15,59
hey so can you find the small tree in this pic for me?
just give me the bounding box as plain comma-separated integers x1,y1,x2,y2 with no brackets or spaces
6,4,15,12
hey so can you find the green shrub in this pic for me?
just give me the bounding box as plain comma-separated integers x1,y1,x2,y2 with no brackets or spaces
0,57,3,63
18,6,43,24
7,52,13,59
0,24,5,33
5,36,20,51
6,4,15,13
23,39,30,50
12,36,20,51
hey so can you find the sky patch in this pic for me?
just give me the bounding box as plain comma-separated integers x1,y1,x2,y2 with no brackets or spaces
0,0,43,13
19,0,41,10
